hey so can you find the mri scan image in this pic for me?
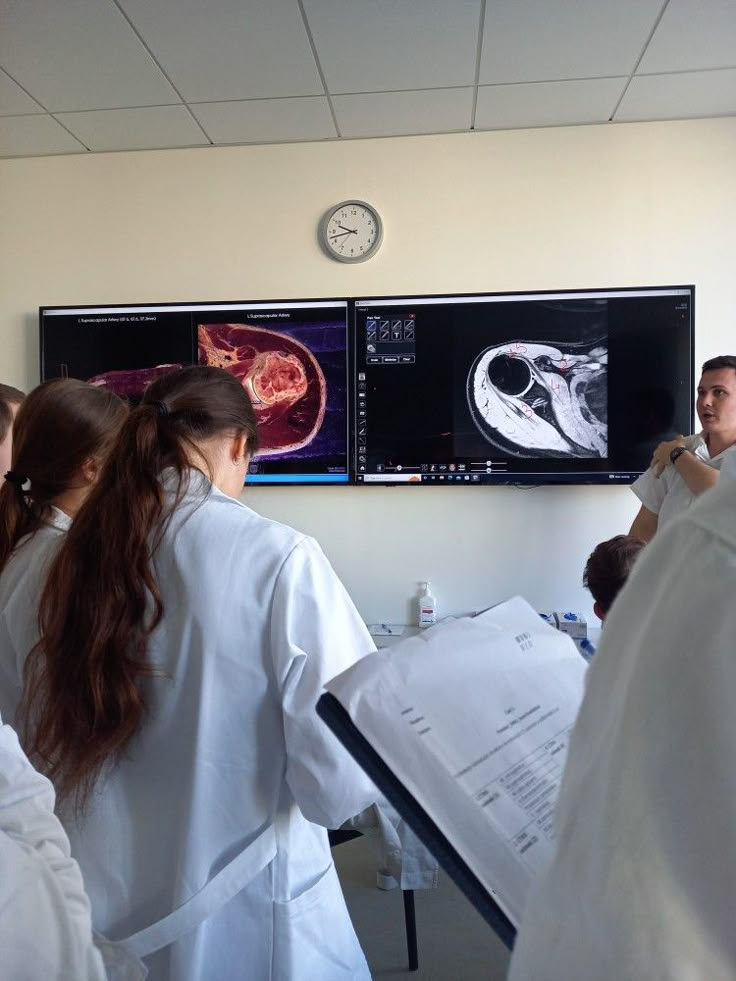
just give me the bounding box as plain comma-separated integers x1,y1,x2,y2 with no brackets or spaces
466,340,608,458
198,322,327,456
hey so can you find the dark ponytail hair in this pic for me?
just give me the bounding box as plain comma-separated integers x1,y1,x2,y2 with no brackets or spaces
21,366,259,808
0,379,127,574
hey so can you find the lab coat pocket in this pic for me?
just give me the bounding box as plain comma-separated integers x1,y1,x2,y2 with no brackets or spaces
271,860,368,980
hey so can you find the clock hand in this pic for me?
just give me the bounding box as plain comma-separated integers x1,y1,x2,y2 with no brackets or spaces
337,224,358,235
329,231,353,241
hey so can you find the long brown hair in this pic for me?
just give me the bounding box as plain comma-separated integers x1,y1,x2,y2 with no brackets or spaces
21,366,259,808
0,379,127,573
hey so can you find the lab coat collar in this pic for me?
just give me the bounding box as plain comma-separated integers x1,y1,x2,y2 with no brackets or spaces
47,506,73,532
160,466,250,515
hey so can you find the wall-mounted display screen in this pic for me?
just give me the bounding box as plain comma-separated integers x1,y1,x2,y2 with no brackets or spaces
352,287,694,485
40,300,351,485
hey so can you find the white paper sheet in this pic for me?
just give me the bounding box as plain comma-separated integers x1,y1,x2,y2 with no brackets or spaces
325,596,587,926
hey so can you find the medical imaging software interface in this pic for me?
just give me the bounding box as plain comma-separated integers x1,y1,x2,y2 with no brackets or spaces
40,300,351,484
353,289,693,485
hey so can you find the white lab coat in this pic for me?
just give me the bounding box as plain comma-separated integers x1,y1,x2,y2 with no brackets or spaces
0,507,71,711
631,431,736,531
0,715,106,980
509,475,736,980
0,473,380,981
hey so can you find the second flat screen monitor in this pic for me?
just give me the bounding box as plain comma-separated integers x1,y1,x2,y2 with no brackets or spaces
353,288,693,485
40,300,351,485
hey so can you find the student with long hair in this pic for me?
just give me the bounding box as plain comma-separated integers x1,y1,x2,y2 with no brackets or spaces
0,379,126,975
7,365,378,981
0,378,127,577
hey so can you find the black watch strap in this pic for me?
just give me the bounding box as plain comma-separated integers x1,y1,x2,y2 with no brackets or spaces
670,446,688,465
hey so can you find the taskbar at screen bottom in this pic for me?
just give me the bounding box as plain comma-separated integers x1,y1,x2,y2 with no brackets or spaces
246,473,350,484
356,471,641,485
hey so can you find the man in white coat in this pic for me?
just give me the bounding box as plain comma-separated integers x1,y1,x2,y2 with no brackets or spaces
629,354,736,541
509,469,736,979
0,714,106,980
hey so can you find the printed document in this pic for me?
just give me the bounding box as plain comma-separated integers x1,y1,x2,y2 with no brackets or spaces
325,596,587,926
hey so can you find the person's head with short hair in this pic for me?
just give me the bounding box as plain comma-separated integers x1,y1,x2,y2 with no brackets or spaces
697,356,736,455
0,384,25,477
583,534,645,621
701,355,736,374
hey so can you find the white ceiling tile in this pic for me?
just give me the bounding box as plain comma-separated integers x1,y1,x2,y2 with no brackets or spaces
303,0,481,92
55,106,208,152
639,0,736,73
190,97,336,144
476,78,626,130
0,0,179,112
117,0,323,101
480,0,664,82
616,69,736,121
332,88,472,139
0,114,85,157
0,0,732,157
0,70,44,115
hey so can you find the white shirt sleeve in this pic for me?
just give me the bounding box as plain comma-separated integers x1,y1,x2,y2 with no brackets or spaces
270,536,379,828
630,465,667,514
0,721,106,981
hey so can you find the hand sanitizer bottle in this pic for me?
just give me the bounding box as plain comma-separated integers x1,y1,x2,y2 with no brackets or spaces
418,581,437,628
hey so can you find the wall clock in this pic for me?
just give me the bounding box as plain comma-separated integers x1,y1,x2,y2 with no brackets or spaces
319,200,383,263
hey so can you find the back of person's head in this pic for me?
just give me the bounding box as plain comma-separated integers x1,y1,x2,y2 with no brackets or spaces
583,534,645,621
0,382,25,416
0,379,126,573
0,402,13,470
0,383,25,476
22,366,258,809
701,355,736,374
85,364,260,533
0,383,25,440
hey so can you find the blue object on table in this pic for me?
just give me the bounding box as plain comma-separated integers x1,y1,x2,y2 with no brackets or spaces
576,637,596,661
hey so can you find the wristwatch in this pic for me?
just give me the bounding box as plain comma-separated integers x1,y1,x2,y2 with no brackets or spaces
669,446,688,465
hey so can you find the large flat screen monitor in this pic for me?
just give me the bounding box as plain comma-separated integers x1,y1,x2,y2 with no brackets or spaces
352,287,694,485
40,299,351,485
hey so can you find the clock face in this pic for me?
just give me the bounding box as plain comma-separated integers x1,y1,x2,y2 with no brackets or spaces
321,200,383,263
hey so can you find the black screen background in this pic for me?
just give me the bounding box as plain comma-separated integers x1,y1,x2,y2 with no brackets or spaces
353,290,693,483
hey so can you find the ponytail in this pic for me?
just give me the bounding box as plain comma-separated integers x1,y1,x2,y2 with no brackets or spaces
0,475,31,573
21,366,258,808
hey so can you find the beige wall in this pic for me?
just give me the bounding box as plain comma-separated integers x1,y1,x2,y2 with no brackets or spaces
1,117,734,622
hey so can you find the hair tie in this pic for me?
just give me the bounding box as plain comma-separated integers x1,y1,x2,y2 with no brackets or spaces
151,400,169,420
3,470,27,487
